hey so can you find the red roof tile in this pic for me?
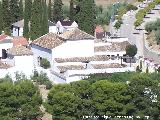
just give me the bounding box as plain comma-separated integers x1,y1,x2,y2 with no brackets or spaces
12,37,28,46
95,26,104,33
0,34,8,41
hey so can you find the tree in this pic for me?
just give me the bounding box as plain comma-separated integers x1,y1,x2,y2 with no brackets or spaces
0,80,42,119
0,2,3,34
91,80,132,117
128,75,160,119
48,0,52,21
52,0,63,22
70,0,76,21
41,0,49,35
19,0,24,20
2,0,11,29
30,0,43,40
23,0,32,38
125,44,137,57
40,58,50,69
77,0,96,35
10,0,21,23
114,20,122,30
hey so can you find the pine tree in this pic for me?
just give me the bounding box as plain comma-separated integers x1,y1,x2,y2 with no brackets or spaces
42,0,49,35
19,0,24,20
53,0,63,22
23,0,32,38
10,0,21,23
78,0,96,35
0,2,2,34
30,0,43,40
2,0,11,29
69,0,76,21
48,0,52,21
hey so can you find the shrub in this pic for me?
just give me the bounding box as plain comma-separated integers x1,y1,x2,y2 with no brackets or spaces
155,30,160,44
125,44,138,57
146,66,149,73
40,58,51,69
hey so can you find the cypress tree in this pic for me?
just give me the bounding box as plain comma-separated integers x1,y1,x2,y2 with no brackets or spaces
78,0,96,35
42,0,49,35
23,0,32,38
53,0,63,22
69,0,76,21
30,0,43,40
0,2,2,34
10,0,21,23
48,0,52,21
19,0,24,20
2,0,11,29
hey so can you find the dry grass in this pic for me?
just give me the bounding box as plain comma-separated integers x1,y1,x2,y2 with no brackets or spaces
146,32,160,51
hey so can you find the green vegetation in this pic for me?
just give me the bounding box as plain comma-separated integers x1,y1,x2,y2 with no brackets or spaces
0,79,42,119
52,0,63,22
23,0,32,38
19,0,23,20
145,19,160,44
76,0,96,35
134,2,157,28
0,2,2,34
9,0,21,23
114,20,123,30
40,58,51,69
32,71,52,89
30,0,43,40
125,44,138,57
45,72,160,119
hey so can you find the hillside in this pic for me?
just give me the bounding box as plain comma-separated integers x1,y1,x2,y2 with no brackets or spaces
56,0,138,6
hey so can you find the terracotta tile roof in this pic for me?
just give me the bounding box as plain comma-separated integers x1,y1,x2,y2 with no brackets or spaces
55,55,110,63
0,34,8,41
59,28,95,40
57,65,86,73
32,32,65,49
0,61,11,69
7,46,33,56
95,25,104,33
94,41,130,52
92,63,123,69
12,37,28,46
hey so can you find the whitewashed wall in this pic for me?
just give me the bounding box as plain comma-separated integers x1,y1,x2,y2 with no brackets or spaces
0,67,34,81
12,27,19,36
52,40,94,58
19,28,23,36
12,27,23,36
49,26,57,33
106,37,128,42
31,45,53,67
0,43,13,57
14,55,33,68
94,51,126,56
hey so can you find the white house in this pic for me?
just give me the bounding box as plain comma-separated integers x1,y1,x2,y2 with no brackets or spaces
31,28,135,83
7,45,33,67
11,19,56,36
0,34,13,59
31,28,95,68
56,20,78,33
0,46,34,80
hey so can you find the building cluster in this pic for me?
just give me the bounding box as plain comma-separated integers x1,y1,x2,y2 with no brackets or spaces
0,20,135,83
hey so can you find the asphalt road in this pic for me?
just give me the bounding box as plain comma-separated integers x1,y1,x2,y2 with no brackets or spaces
118,3,160,64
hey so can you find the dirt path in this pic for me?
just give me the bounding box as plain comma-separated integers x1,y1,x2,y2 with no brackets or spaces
39,85,52,120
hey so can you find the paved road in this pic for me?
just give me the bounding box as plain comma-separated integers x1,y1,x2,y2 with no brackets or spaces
118,3,160,64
